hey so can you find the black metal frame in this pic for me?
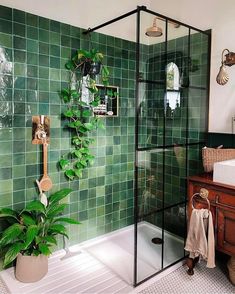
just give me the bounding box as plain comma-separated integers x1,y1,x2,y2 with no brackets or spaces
83,5,211,288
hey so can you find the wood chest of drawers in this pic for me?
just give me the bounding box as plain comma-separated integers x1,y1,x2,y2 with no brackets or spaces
188,174,235,256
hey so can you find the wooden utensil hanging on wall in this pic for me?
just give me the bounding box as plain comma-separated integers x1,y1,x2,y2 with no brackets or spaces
39,142,53,192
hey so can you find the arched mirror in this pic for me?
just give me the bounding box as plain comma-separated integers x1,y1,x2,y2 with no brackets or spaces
166,62,180,116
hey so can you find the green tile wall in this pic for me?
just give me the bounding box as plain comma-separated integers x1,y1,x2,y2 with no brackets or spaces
0,5,210,251
0,5,135,248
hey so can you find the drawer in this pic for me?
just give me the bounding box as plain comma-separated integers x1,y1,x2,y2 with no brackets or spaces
215,192,235,209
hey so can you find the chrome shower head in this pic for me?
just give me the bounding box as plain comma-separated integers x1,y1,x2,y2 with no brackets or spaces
145,17,163,37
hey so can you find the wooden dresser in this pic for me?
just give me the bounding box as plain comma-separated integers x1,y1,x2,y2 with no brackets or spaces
188,173,235,256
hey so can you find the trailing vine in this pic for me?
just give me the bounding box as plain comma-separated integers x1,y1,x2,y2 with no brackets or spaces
59,49,110,180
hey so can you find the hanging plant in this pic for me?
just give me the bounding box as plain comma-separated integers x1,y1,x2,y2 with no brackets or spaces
59,49,110,180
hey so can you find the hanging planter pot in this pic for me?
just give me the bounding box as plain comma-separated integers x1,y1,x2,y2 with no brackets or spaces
15,253,48,283
83,61,101,76
89,62,101,75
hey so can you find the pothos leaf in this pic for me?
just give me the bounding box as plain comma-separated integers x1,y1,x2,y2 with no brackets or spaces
74,169,82,178
65,169,75,180
63,109,73,118
59,158,70,170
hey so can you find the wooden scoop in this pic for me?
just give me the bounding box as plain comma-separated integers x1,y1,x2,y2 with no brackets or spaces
39,142,53,192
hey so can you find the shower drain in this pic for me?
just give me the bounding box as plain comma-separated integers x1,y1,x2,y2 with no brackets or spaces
151,237,164,245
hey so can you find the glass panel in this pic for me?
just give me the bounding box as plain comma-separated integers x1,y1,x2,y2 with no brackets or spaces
164,147,187,207
188,30,209,143
138,83,165,148
163,204,186,267
188,144,204,176
189,30,209,88
137,149,164,215
136,211,163,284
166,24,189,146
140,11,166,81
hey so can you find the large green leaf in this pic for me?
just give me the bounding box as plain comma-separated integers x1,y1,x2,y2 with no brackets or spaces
47,203,68,218
24,200,46,214
20,213,36,226
24,225,39,249
0,223,24,247
49,188,72,204
54,217,81,225
42,236,57,245
3,242,25,268
38,243,51,256
0,208,19,221
48,224,68,237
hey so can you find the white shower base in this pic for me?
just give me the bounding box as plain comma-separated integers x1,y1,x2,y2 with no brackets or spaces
86,221,184,284
0,221,184,293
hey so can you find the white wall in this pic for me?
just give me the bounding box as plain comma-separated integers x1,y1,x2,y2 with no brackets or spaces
0,0,235,133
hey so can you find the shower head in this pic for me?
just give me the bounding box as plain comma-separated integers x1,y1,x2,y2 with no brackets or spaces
145,17,163,37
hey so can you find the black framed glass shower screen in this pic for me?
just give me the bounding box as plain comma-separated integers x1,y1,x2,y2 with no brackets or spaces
134,8,211,286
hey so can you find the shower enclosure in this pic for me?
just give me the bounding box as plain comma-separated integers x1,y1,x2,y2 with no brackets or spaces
84,5,211,287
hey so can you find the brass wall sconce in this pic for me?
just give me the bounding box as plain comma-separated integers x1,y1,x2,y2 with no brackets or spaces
216,49,235,85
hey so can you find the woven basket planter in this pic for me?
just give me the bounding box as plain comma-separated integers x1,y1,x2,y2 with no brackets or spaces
202,147,235,173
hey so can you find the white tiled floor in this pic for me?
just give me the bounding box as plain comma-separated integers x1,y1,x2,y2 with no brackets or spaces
135,261,234,294
0,250,132,294
0,254,234,294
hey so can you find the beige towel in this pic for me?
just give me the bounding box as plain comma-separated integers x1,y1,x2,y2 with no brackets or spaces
185,208,215,268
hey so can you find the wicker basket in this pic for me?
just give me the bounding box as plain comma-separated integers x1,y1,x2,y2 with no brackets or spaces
202,147,235,172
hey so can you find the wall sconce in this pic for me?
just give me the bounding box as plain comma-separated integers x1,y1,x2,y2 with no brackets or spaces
216,49,235,85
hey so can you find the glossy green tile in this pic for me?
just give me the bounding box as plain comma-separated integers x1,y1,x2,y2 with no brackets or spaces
39,17,49,30
39,29,49,43
0,19,12,34
27,52,38,65
39,54,49,66
50,20,60,33
0,32,12,47
27,39,38,53
13,165,26,178
0,179,12,193
13,36,26,50
14,63,26,76
39,42,49,54
26,13,38,27
13,23,25,37
13,9,25,24
0,192,12,207
0,6,12,21
13,190,25,204
50,31,60,45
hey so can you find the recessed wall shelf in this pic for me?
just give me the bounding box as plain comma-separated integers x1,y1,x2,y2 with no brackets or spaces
93,85,119,117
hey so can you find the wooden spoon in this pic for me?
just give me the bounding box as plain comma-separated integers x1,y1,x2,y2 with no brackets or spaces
39,142,53,192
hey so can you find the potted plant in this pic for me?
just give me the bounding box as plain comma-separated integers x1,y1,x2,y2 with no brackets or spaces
59,48,110,180
0,188,80,282
66,49,108,77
